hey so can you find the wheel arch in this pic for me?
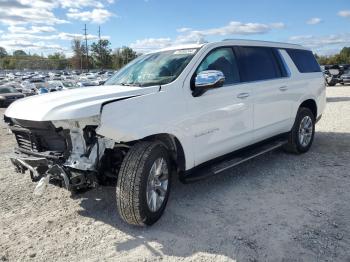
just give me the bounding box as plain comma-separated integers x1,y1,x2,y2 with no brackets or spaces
141,133,186,174
299,99,317,119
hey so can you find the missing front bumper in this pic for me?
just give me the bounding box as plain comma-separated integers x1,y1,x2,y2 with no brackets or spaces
10,155,97,192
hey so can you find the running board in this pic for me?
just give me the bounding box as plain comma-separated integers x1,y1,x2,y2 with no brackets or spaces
182,139,287,183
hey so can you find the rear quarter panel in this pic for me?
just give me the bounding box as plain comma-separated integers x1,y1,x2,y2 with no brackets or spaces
280,49,326,121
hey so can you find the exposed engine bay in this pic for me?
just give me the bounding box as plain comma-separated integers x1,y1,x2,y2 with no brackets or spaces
4,115,128,193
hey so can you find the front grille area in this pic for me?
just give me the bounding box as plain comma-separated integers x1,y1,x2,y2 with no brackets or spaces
7,119,71,157
13,129,41,152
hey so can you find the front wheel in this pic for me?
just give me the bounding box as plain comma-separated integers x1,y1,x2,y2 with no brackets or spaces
116,141,171,226
284,107,315,154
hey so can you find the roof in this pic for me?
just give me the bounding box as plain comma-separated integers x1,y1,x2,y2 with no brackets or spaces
219,39,306,50
148,43,205,54
148,39,308,54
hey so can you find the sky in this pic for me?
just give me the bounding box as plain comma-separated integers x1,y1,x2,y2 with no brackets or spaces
0,0,349,57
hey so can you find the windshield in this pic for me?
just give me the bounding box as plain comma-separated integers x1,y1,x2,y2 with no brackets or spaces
63,82,75,88
0,86,18,94
105,48,198,87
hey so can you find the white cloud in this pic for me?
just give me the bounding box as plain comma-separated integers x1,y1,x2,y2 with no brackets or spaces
0,0,68,25
0,39,67,52
289,33,350,54
57,32,110,41
59,0,104,9
0,31,109,42
338,10,350,18
8,25,57,34
177,27,192,33
307,18,322,25
195,21,272,36
289,34,350,47
0,0,114,54
67,8,114,24
270,22,285,29
131,20,285,52
130,38,172,52
0,0,115,25
174,21,284,44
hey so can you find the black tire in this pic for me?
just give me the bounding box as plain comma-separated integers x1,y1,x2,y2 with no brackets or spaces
116,141,172,226
283,107,315,154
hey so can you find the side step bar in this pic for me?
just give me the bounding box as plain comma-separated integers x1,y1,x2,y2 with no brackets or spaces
182,139,287,183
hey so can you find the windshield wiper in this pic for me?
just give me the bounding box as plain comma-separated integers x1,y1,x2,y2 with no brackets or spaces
119,82,143,87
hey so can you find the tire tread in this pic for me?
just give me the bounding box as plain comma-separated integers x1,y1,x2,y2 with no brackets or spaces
117,141,160,226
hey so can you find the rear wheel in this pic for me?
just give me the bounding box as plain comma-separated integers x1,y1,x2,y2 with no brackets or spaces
116,141,171,226
284,107,315,154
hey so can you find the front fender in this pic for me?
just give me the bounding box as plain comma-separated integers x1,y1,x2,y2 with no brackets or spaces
96,88,195,170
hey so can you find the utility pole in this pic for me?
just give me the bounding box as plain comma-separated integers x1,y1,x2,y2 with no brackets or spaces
98,26,102,70
83,24,89,72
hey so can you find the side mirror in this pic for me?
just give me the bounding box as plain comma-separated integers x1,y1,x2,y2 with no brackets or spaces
193,70,225,97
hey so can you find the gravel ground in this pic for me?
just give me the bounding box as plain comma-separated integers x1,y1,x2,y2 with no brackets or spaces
1,86,350,262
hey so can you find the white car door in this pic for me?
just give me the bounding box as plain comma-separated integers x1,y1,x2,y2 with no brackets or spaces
184,47,254,166
234,46,293,141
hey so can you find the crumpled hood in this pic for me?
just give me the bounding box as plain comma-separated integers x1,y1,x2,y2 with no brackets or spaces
5,85,159,121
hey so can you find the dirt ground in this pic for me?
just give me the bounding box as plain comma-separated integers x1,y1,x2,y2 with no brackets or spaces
1,86,350,262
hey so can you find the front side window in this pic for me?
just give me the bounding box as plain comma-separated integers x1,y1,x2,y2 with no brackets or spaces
196,47,240,85
237,47,283,82
105,49,198,87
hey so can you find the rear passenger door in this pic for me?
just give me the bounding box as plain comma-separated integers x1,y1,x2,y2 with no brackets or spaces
234,46,292,142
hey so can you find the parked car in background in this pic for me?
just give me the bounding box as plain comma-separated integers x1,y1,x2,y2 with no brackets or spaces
0,86,25,107
3,82,23,93
20,81,37,96
324,65,340,86
323,64,350,86
38,87,49,94
339,66,350,85
61,81,80,90
77,81,97,87
48,80,80,91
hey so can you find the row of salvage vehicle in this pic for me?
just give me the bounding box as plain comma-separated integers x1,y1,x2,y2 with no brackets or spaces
0,70,115,107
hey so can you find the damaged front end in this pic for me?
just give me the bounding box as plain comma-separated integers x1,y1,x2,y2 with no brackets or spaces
5,115,122,193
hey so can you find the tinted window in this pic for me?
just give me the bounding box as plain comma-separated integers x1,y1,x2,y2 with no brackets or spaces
286,49,321,73
196,47,240,85
237,47,283,82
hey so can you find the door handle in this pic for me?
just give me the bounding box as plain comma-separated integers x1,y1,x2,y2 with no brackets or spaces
237,93,250,99
279,86,288,91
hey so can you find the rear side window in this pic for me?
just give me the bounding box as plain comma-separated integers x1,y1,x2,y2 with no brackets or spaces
236,47,284,82
286,49,321,73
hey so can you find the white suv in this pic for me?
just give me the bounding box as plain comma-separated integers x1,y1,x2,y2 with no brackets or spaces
4,40,326,226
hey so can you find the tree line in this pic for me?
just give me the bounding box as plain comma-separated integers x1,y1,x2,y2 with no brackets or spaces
2,41,349,71
315,47,350,65
0,39,139,71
